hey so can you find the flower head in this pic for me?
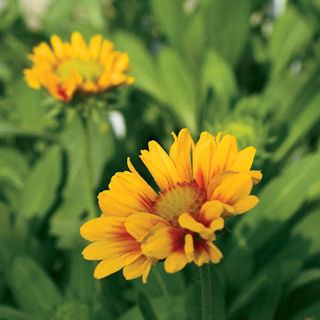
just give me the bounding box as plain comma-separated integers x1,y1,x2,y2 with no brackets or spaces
24,32,134,102
80,129,262,283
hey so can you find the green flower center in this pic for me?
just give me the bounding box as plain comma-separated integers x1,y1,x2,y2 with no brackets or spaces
152,180,207,227
56,58,103,82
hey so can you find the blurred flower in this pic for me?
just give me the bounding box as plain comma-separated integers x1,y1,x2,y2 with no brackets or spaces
24,32,134,102
80,129,262,282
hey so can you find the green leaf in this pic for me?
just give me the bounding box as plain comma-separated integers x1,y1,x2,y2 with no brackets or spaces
202,50,238,112
9,80,47,132
66,246,95,303
0,306,33,320
138,292,159,320
131,262,186,298
150,0,187,51
273,90,320,162
269,5,314,78
291,207,320,257
112,32,169,105
120,295,187,320
158,47,197,134
20,145,62,219
9,255,62,318
247,263,283,320
286,268,320,296
230,152,320,253
227,271,267,318
290,301,320,320
202,0,250,65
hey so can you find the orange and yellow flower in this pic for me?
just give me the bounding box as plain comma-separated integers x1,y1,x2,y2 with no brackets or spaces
80,129,262,283
24,32,134,102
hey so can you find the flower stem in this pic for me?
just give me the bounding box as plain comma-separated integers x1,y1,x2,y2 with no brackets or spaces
200,264,212,320
79,113,97,219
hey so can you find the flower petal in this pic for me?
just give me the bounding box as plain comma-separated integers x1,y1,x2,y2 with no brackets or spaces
169,129,194,182
125,213,169,240
233,195,259,214
164,249,188,273
227,146,256,172
123,256,152,283
179,213,204,233
140,141,179,190
89,34,102,60
212,172,253,205
93,254,127,279
141,226,184,260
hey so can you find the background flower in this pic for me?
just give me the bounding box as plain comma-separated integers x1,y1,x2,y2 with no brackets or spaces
24,32,134,101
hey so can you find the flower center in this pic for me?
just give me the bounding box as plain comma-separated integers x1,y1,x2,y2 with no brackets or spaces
152,180,207,227
56,58,103,82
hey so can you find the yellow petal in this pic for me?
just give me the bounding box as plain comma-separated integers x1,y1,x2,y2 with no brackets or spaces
179,213,204,233
80,216,126,242
233,195,259,214
141,226,183,260
193,241,210,266
51,35,67,61
164,250,188,273
140,141,179,191
99,39,114,65
71,32,89,59
123,256,151,282
193,132,216,189
212,172,252,205
248,170,263,185
125,212,169,240
210,134,238,177
82,240,139,260
207,241,223,264
89,34,102,60
184,234,194,263
113,53,130,71
207,171,237,199
227,146,256,172
93,254,127,279
23,69,41,89
169,129,194,182
199,200,225,223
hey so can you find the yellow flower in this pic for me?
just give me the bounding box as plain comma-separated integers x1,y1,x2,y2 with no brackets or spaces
80,129,262,283
24,32,134,102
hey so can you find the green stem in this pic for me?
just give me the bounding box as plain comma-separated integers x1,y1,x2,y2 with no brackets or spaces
79,113,97,219
200,264,212,320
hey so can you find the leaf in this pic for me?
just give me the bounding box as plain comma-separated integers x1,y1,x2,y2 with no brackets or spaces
9,80,47,132
20,145,62,219
229,151,320,253
290,301,320,320
273,90,320,162
131,262,186,298
138,292,159,320
286,268,320,296
0,306,33,320
269,5,314,78
247,263,283,320
66,246,95,303
119,295,187,320
112,32,169,105
227,272,267,318
291,207,320,257
202,50,238,112
202,0,250,65
157,47,197,134
9,255,62,318
150,0,187,51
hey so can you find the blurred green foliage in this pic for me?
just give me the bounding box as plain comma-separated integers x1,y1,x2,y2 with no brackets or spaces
0,0,320,319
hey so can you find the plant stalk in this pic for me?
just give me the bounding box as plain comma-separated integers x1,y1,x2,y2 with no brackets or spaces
79,113,97,220
200,264,212,320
